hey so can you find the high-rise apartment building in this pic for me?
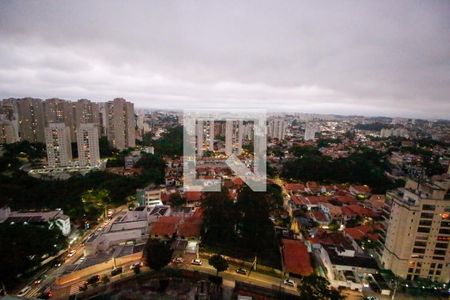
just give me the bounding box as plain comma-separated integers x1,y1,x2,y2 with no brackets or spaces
75,99,100,128
0,121,18,144
106,98,135,150
17,98,45,143
304,122,317,141
43,98,77,141
268,117,286,140
77,123,100,167
379,177,450,283
225,120,243,156
45,123,72,168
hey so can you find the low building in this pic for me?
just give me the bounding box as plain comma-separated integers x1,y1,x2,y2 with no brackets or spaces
281,239,313,277
84,209,149,255
0,206,71,236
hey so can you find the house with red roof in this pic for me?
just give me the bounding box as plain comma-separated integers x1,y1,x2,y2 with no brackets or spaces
284,183,306,193
341,204,373,221
149,216,182,239
344,224,380,242
183,191,203,203
349,185,371,198
310,210,329,226
281,239,313,277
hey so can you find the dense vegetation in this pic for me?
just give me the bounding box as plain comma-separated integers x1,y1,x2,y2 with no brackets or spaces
0,142,166,224
282,146,402,193
201,184,283,267
0,224,67,288
150,126,183,157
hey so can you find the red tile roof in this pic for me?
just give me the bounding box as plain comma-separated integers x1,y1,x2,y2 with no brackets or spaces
150,216,182,237
342,205,373,217
344,224,379,241
310,210,328,223
284,183,306,192
282,239,313,276
178,217,202,238
184,191,203,202
334,195,358,205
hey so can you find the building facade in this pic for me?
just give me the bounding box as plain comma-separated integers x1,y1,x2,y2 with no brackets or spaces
17,97,46,143
106,98,135,150
268,117,286,140
77,123,100,167
45,123,72,168
379,178,450,282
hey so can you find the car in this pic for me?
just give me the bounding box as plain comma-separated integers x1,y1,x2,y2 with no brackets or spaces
173,257,184,264
235,267,247,275
191,259,202,265
79,256,86,262
129,262,141,270
86,275,100,285
34,279,42,285
38,291,53,299
67,250,76,257
283,279,296,287
17,286,31,296
53,261,62,268
111,267,123,276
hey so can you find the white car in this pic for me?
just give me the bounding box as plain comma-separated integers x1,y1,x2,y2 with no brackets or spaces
173,257,184,264
17,286,31,296
283,279,296,287
191,259,202,265
67,250,76,257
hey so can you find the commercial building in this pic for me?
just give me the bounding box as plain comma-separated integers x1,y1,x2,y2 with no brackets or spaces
17,97,46,143
45,123,72,168
268,117,286,140
106,98,135,150
77,123,100,167
379,177,450,282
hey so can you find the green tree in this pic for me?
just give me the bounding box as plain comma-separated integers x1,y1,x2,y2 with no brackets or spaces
169,192,185,207
201,189,238,245
0,224,67,289
81,188,111,220
144,239,173,271
208,254,229,275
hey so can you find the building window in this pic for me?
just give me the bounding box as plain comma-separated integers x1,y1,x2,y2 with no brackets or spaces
420,212,434,219
417,227,431,233
422,204,436,211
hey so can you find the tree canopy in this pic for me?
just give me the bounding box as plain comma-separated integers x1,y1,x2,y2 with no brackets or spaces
208,254,228,275
0,224,67,288
144,239,173,271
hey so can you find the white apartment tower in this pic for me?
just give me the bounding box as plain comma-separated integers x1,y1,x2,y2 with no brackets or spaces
304,122,317,141
106,98,135,150
225,120,243,156
77,123,100,167
268,118,286,140
379,178,450,283
45,123,72,168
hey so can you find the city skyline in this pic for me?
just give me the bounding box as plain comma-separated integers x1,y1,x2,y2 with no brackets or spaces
1,1,450,119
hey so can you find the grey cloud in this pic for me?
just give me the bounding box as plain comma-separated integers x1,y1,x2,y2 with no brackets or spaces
0,0,449,119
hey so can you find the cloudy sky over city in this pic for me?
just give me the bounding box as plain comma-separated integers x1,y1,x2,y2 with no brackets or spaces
0,1,449,119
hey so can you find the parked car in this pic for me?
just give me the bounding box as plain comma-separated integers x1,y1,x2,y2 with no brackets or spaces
129,262,141,270
86,275,100,285
191,259,202,265
283,279,296,287
67,250,76,257
17,286,31,296
173,257,184,264
111,267,123,276
235,268,247,275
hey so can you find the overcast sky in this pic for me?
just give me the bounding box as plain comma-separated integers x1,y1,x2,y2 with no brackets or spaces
0,1,449,119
